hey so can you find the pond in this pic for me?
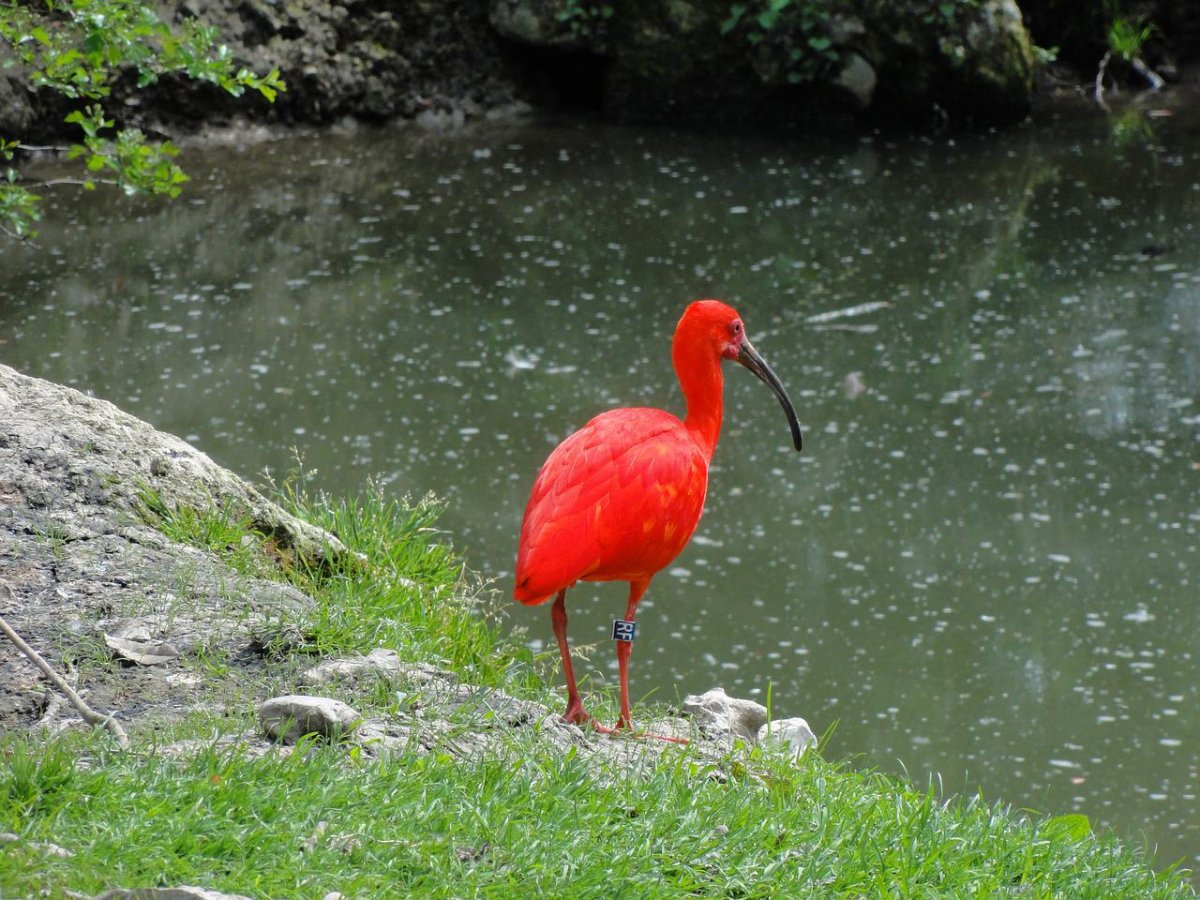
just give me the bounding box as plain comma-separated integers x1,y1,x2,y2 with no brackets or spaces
2,105,1197,876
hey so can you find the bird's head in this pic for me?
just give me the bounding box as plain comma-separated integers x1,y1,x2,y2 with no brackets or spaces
677,300,804,452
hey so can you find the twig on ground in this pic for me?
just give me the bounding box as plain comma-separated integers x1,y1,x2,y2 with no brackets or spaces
1094,51,1112,110
1130,56,1165,91
0,587,130,749
1095,50,1165,110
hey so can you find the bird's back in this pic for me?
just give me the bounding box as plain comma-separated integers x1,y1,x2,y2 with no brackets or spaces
514,407,709,605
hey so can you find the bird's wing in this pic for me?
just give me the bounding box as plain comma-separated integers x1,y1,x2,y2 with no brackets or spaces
514,409,707,603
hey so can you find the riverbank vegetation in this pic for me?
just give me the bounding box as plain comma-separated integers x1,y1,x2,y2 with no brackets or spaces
1,488,1192,897
0,0,283,239
5,0,1198,243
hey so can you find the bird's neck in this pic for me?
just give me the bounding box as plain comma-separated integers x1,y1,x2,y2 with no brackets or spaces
675,345,725,460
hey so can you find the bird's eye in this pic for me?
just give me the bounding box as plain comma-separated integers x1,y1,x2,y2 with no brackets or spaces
731,320,743,337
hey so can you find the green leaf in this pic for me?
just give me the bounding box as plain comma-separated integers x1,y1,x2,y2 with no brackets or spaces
1044,814,1092,843
757,9,780,30
721,5,748,35
2,0,288,240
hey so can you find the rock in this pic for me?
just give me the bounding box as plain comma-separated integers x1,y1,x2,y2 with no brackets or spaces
489,0,602,52
757,717,817,759
0,832,74,858
862,0,1034,122
259,695,362,743
834,52,877,110
301,648,404,685
0,365,347,569
1,1,526,141
602,0,1035,126
1,364,331,733
103,631,181,666
300,651,458,689
681,687,768,741
95,888,253,900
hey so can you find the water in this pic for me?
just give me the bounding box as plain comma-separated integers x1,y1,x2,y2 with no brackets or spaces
2,109,1197,875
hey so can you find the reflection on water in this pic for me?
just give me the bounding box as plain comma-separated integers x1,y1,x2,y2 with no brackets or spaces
2,110,1198,875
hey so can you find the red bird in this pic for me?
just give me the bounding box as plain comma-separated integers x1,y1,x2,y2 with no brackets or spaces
514,300,803,735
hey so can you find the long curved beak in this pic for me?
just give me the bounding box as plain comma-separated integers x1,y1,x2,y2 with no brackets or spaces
737,337,803,452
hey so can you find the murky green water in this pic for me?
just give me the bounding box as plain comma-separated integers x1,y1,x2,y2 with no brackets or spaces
3,107,1197,875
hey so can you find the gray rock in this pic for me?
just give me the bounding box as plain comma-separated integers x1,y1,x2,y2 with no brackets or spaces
757,717,817,758
103,631,181,666
301,648,405,685
681,687,768,741
95,888,253,900
835,52,877,110
0,363,337,732
259,695,361,743
0,364,347,567
300,650,459,689
489,0,605,53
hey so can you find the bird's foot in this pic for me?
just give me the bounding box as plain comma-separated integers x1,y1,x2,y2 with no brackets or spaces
560,704,688,744
632,729,689,746
561,699,591,727
591,717,689,745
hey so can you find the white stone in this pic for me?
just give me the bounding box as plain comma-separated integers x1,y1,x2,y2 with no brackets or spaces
681,687,767,740
259,695,361,743
757,717,818,758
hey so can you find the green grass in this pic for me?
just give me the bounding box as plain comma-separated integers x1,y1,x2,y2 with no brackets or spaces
0,730,1189,897
136,481,541,692
3,486,1192,898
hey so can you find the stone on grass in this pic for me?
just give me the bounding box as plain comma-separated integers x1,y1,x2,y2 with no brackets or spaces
681,687,767,741
300,648,405,685
259,695,361,743
757,717,817,758
300,649,458,690
94,888,252,900
104,629,180,666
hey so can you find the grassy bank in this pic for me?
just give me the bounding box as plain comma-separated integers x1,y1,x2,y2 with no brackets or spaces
1,488,1192,897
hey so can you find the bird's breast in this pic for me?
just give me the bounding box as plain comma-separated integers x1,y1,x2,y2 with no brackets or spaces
514,408,710,601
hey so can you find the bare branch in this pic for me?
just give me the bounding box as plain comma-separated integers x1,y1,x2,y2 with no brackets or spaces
1094,50,1111,111
0,590,130,749
1130,56,1165,91
29,177,119,188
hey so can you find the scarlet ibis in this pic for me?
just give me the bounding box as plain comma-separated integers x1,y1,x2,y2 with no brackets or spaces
514,299,803,736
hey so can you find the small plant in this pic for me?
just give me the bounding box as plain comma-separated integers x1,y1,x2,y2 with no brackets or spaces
1032,44,1059,66
1107,12,1155,62
919,0,981,30
1094,2,1164,107
0,739,77,813
134,486,277,579
555,0,613,43
721,0,840,85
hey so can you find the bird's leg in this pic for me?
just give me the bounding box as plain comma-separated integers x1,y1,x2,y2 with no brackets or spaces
613,580,649,732
551,590,589,726
603,580,688,745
